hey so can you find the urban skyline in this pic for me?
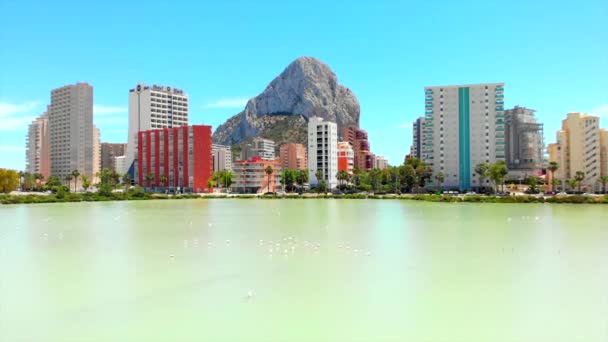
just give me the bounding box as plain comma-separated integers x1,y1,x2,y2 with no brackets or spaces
1,0,606,171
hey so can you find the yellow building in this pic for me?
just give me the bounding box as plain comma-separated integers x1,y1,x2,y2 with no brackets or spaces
548,112,608,192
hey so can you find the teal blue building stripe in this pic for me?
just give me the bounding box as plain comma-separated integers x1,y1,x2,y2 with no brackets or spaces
458,87,471,190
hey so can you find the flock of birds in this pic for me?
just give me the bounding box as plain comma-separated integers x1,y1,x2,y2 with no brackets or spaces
3,212,557,302
162,219,377,301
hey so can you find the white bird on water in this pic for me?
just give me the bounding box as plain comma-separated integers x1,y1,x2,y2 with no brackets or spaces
247,290,254,300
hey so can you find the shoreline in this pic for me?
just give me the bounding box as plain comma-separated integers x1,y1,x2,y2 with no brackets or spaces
1,193,607,205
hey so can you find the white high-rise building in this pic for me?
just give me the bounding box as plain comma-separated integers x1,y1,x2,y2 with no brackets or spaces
125,83,188,176
48,83,96,186
212,144,232,171
422,83,505,190
308,116,338,189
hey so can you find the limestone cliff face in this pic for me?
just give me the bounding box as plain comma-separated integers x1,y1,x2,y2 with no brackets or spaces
212,56,360,146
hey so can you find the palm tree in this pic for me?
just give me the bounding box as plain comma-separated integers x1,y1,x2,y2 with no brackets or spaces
264,166,273,193
474,163,489,193
18,171,24,191
81,175,91,191
547,161,559,192
296,169,308,191
314,169,324,193
337,170,349,189
568,179,578,193
122,173,131,187
597,176,608,194
352,166,361,188
159,175,168,187
574,171,585,193
145,173,154,187
34,173,44,190
551,178,560,192
489,161,508,193
71,170,80,192
64,174,73,191
434,172,445,192
315,169,323,185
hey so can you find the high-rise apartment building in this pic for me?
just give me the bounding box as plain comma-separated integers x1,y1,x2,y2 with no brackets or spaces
279,143,307,170
548,112,608,192
410,117,425,160
308,117,338,189
212,144,233,172
48,83,97,186
125,83,189,176
101,143,127,171
240,138,275,161
93,127,101,183
422,83,505,190
504,106,544,179
342,126,374,170
137,125,212,192
25,111,50,180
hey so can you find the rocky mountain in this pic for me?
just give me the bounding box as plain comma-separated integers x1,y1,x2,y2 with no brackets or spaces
212,57,360,149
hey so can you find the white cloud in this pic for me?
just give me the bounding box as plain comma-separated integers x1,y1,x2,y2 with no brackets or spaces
399,122,413,129
0,101,41,131
0,116,36,131
591,104,608,117
0,145,26,152
0,101,39,117
206,98,249,108
93,105,127,115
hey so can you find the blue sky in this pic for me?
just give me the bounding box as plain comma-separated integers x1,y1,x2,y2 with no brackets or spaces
1,0,607,171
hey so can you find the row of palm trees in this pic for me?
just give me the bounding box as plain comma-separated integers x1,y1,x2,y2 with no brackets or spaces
546,161,608,193
17,171,45,191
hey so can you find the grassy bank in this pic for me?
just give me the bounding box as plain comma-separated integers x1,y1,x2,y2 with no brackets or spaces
2,192,607,205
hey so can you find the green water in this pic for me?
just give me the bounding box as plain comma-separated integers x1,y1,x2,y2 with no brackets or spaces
1,200,607,342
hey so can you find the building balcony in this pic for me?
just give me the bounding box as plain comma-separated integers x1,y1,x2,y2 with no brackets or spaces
425,90,433,95
425,110,433,114
495,94,504,98
425,97,433,101
496,101,504,105
495,87,504,91
425,104,433,108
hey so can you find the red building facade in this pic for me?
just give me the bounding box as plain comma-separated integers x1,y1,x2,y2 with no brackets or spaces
137,125,213,192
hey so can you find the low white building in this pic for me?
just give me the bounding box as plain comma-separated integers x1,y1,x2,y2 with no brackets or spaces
374,155,389,170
